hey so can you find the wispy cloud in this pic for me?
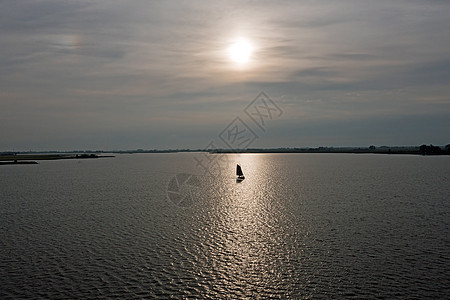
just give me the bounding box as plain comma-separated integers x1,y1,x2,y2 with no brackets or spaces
1,0,449,150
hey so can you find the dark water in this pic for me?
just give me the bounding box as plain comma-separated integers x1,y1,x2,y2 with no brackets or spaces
1,153,449,298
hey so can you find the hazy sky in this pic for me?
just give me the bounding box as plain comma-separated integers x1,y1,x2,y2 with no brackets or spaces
1,0,449,150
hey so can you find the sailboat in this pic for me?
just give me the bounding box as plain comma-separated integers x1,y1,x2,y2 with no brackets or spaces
236,164,245,182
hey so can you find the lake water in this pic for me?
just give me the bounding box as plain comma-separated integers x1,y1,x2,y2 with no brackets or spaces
1,153,449,298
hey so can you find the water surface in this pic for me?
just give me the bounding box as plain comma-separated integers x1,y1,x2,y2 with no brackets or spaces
1,153,449,298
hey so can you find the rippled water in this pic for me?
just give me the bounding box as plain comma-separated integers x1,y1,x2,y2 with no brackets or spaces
1,153,449,298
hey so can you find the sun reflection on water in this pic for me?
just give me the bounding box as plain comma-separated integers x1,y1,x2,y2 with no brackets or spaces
204,154,295,296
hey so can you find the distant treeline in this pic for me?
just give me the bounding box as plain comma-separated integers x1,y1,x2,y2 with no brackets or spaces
210,144,450,155
2,144,449,156
418,144,450,155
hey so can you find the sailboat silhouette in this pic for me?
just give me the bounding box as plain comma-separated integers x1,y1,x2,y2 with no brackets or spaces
236,164,245,182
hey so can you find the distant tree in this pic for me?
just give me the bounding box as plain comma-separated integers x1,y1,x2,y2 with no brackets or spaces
369,145,376,150
420,144,442,155
419,144,427,155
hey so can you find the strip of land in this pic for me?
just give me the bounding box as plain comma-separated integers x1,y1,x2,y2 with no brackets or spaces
0,161,38,165
111,145,449,155
0,153,114,165
209,145,449,155
1,145,448,163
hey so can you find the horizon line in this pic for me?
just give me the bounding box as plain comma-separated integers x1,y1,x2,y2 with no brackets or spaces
3,143,449,153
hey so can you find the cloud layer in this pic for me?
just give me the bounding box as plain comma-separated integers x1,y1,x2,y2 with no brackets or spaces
1,0,449,150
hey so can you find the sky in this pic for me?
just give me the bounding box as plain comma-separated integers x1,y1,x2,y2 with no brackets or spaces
1,0,449,151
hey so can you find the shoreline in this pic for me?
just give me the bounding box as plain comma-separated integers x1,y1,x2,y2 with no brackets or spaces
0,154,115,164
0,161,39,165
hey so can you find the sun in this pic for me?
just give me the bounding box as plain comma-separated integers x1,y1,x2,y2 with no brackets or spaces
228,38,253,64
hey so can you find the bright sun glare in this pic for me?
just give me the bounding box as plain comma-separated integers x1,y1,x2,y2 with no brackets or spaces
228,38,253,64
